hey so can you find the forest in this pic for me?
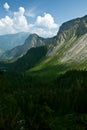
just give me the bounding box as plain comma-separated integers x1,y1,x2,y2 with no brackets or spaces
0,70,87,130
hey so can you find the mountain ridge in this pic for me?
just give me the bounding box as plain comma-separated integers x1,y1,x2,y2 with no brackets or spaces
27,15,87,74
0,33,53,61
0,15,87,73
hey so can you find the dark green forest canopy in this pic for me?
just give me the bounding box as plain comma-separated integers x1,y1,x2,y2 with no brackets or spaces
0,70,87,130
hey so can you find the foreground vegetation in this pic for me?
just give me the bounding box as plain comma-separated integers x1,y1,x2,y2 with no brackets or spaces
0,70,87,129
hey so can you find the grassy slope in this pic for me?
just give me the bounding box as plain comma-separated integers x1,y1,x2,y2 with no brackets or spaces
27,37,76,79
27,34,87,81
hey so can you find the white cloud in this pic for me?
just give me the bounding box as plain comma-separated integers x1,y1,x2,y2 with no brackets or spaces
0,6,58,37
19,7,25,14
34,13,58,37
3,2,10,11
13,7,28,31
0,16,15,34
0,16,13,26
30,27,57,37
36,13,58,29
0,7,28,35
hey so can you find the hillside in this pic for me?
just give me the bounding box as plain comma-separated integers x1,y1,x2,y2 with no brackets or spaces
0,69,87,130
0,34,48,61
0,15,87,130
0,15,87,74
11,46,47,71
28,15,87,75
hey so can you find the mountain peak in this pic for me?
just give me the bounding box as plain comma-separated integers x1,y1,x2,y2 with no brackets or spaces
55,15,87,45
29,33,39,38
1,15,87,64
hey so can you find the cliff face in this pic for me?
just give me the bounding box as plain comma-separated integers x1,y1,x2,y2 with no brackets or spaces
1,15,87,71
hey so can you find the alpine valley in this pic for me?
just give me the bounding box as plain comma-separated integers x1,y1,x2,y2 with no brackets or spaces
0,15,87,130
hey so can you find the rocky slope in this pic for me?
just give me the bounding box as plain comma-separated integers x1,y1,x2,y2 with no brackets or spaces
0,34,49,60
1,15,87,71
28,15,87,73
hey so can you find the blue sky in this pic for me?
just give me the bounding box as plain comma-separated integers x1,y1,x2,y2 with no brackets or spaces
0,0,87,37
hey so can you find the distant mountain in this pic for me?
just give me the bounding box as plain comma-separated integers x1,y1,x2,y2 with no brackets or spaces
0,34,49,60
0,32,29,52
1,15,87,73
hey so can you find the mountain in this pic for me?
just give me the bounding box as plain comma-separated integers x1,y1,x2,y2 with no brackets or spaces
0,46,47,71
52,15,87,63
0,33,50,61
28,15,87,75
0,32,29,52
47,15,87,55
0,15,87,73
11,46,47,71
1,15,87,130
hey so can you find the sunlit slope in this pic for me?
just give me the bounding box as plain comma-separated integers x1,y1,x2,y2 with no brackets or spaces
28,15,87,75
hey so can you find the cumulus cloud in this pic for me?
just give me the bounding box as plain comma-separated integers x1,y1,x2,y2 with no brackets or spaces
36,13,58,29
13,7,28,31
3,2,10,11
33,13,58,37
0,7,28,35
29,27,57,37
0,6,58,37
19,7,25,14
0,16,15,35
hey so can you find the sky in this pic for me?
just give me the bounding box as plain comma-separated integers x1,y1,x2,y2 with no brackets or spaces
0,0,87,37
